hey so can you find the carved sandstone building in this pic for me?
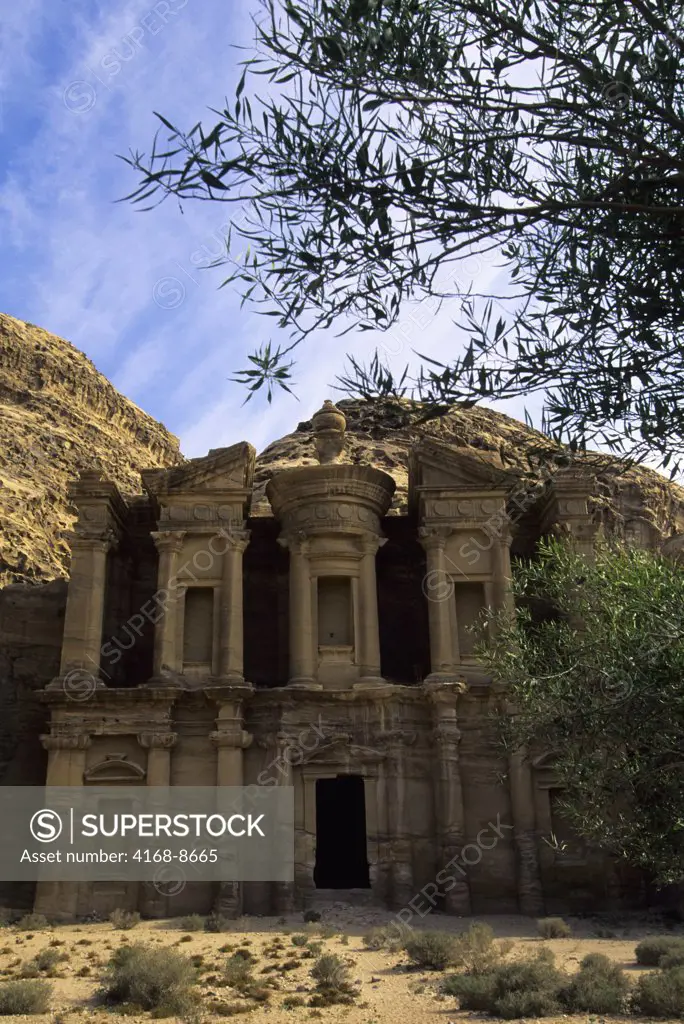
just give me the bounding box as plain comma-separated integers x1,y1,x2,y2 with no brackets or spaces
34,400,684,921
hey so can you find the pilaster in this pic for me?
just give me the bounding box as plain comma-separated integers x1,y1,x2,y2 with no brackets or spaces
425,681,471,914
218,531,250,681
138,731,178,917
419,526,459,682
281,534,316,687
150,530,186,677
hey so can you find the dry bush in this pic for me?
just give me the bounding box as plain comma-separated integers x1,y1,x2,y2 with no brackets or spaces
404,931,457,970
0,979,52,1015
208,998,253,1016
224,952,255,991
451,923,511,974
282,994,306,1009
291,934,308,947
309,953,356,1006
636,936,684,966
303,910,321,923
634,964,684,1017
101,942,197,1017
14,914,49,932
177,915,204,931
536,917,572,939
109,909,140,931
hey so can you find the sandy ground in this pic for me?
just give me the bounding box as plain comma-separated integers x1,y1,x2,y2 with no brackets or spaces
0,909,681,1023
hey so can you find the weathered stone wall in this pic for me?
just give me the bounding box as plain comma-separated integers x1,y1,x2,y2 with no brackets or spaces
0,579,66,908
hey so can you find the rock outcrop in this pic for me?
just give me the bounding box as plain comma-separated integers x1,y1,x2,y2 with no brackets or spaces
253,397,684,542
0,313,183,587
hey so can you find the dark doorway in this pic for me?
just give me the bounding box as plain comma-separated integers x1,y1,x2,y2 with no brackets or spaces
314,775,370,889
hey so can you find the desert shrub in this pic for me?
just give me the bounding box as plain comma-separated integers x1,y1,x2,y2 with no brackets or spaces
20,947,65,978
283,994,306,1009
14,914,49,932
562,952,630,1014
316,924,336,939
109,909,140,931
77,965,91,977
206,912,231,933
662,951,684,969
101,942,197,1016
451,923,511,974
362,926,389,950
634,965,684,1018
177,914,204,932
309,954,355,1006
536,916,572,939
209,999,252,1016
443,948,566,1018
291,934,308,947
0,979,52,1015
303,910,321,923
48,938,64,947
636,936,684,966
307,941,323,956
404,931,457,971
224,953,254,991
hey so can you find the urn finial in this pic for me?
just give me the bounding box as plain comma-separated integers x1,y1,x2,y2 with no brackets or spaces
312,400,346,464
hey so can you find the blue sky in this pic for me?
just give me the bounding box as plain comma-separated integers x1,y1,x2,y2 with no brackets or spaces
0,0,540,457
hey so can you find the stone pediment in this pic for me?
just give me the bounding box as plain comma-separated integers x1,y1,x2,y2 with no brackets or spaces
141,442,256,499
298,734,386,766
410,438,521,491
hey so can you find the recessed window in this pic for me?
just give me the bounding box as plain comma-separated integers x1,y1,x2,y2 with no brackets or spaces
317,577,352,646
454,582,486,658
183,587,214,664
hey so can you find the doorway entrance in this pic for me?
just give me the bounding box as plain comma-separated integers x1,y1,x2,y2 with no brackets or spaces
313,775,370,889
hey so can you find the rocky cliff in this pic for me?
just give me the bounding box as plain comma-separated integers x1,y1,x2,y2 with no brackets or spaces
0,313,183,587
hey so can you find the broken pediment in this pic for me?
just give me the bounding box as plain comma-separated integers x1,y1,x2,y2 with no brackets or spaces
409,438,521,517
141,442,256,501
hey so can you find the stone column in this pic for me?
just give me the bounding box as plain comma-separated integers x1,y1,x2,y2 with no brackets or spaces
491,525,515,623
35,734,91,920
508,749,545,914
272,731,297,914
219,531,250,681
358,536,384,682
384,732,415,908
283,535,315,686
210,694,252,917
426,685,471,914
419,527,457,681
59,534,114,677
138,731,177,917
151,531,185,676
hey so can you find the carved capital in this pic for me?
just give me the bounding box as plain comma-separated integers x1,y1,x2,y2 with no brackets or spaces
69,530,117,553
138,732,178,750
151,530,186,553
210,729,252,750
278,531,310,555
418,525,453,551
222,529,250,553
40,733,91,751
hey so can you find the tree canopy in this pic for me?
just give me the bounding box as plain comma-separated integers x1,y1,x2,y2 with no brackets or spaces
478,538,684,886
125,0,684,467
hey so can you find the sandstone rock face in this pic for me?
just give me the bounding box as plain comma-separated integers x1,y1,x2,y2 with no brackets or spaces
0,313,183,587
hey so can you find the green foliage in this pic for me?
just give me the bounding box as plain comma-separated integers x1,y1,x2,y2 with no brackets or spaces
443,947,565,1017
480,538,684,885
223,953,255,991
636,936,684,966
101,942,197,1017
404,931,456,970
126,0,684,468
0,979,52,1015
537,917,572,939
563,952,630,1014
634,964,684,1018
